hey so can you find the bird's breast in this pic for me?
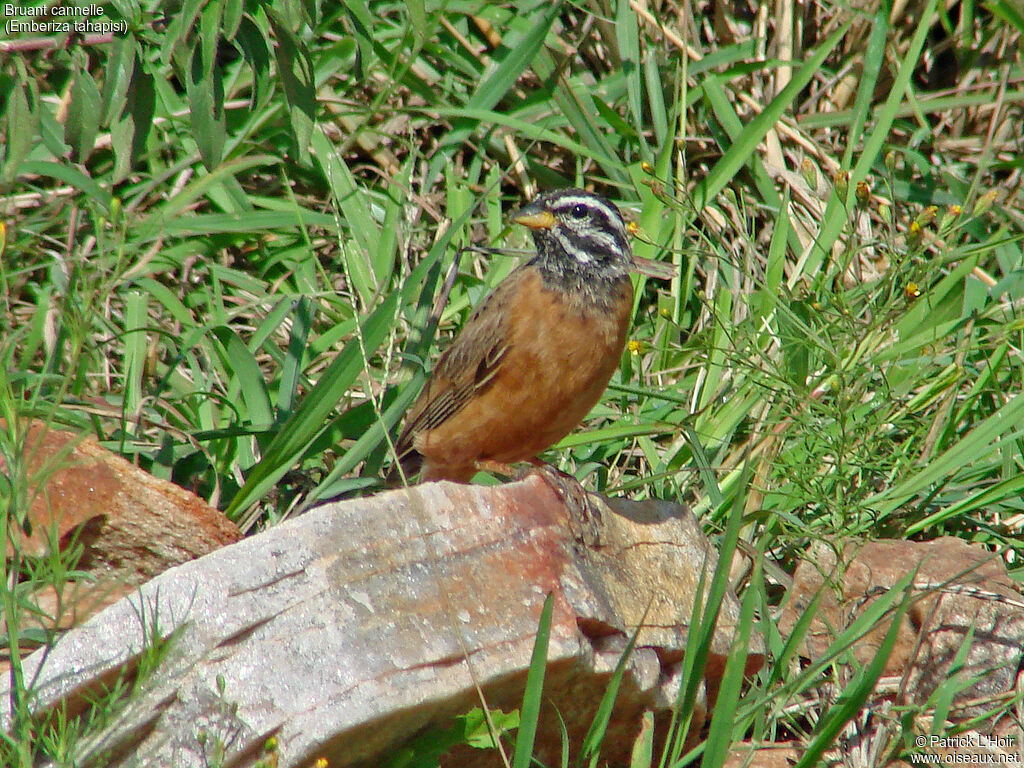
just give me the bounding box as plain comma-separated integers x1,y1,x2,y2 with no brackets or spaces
473,268,632,460
412,267,634,477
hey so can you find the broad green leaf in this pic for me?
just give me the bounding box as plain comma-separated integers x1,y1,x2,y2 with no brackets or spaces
267,7,316,165
186,5,227,169
66,55,103,162
222,0,244,38
106,0,141,22
234,15,272,109
111,60,156,182
405,0,427,44
101,33,137,125
1,63,39,182
161,0,206,68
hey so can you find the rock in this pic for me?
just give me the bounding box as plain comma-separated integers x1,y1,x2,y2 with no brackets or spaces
724,742,802,768
779,537,1024,727
1,420,241,634
4,476,763,767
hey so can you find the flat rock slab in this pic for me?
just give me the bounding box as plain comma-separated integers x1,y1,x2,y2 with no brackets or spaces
5,477,762,767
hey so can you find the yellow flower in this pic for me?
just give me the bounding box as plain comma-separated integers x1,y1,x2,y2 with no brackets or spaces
855,180,871,208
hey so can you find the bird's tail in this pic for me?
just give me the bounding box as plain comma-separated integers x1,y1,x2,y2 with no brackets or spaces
384,449,422,488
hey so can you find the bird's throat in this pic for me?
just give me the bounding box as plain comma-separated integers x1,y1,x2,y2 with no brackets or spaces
533,258,632,314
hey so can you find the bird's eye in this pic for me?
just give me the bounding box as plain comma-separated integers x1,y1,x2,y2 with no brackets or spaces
569,204,588,219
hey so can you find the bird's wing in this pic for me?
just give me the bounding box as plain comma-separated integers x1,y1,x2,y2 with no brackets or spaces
394,275,516,455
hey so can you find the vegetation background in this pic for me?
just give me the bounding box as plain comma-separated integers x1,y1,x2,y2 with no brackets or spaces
1,0,1023,763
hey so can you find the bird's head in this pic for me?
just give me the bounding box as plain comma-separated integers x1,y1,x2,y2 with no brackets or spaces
513,189,675,282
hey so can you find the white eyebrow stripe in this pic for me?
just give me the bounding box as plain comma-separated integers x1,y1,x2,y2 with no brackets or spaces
549,194,618,218
546,194,629,239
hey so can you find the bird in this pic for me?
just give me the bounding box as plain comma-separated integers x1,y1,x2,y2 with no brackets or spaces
389,188,674,485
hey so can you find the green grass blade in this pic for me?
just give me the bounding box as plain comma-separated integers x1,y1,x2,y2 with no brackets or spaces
867,390,1024,515
122,290,149,434
427,1,561,183
905,473,1024,535
616,0,645,152
212,326,274,428
224,289,399,518
512,592,554,768
840,9,888,169
693,20,852,210
793,572,914,768
664,463,748,763
798,0,941,278
311,128,382,305
276,297,313,418
580,614,648,767
630,710,655,768
701,559,760,767
309,371,423,500
18,160,112,209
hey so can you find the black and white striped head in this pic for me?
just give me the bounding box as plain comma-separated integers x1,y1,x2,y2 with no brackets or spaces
512,189,634,283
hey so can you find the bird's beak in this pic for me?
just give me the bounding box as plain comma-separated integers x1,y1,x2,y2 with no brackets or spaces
632,255,677,279
512,205,557,230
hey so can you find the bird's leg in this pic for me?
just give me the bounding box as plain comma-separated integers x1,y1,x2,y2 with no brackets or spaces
471,459,512,477
475,458,582,497
522,458,587,504
475,459,601,547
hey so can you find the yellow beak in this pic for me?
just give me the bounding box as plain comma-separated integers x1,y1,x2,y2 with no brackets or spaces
513,210,557,230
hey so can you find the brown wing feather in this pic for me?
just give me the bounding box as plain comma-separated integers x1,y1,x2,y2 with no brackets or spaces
394,272,518,460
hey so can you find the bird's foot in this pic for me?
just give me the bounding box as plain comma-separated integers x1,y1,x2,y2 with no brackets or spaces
477,459,601,547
